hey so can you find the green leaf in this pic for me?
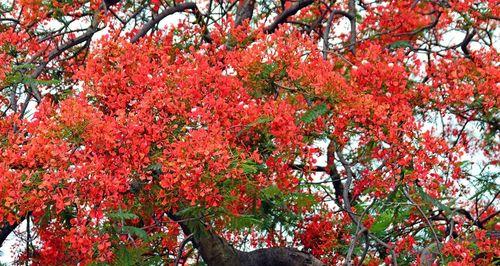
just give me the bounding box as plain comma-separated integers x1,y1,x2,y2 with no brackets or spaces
300,103,328,123
355,13,363,22
402,168,414,176
145,163,163,178
229,215,263,229
416,186,451,213
261,185,281,199
28,78,61,86
242,161,258,174
370,210,393,234
255,116,273,124
108,211,139,220
122,226,148,240
112,247,147,266
175,206,202,218
241,160,265,174
11,63,35,71
236,116,272,137
388,40,412,49
459,160,472,170
393,206,411,223
292,192,317,208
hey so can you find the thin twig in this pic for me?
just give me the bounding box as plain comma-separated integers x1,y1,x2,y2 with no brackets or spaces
402,188,442,256
174,234,194,265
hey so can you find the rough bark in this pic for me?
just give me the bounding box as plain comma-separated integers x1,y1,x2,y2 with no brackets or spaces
239,247,325,266
168,211,324,266
195,230,325,266
235,0,256,26
196,230,242,266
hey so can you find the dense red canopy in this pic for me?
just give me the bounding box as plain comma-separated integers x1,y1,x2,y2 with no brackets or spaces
0,0,498,265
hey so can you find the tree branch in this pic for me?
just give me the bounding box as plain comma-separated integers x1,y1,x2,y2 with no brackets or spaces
264,0,314,34
323,9,354,59
460,28,476,58
238,247,324,266
347,0,356,54
402,188,442,255
0,218,23,247
167,210,324,265
26,4,104,104
290,164,326,172
326,140,346,203
131,2,199,43
235,0,256,26
174,233,193,265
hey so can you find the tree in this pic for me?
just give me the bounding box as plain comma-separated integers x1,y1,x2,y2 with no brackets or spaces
0,0,498,265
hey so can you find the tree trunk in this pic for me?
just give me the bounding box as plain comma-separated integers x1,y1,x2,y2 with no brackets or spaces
195,229,325,266
168,211,324,266
235,0,256,26
239,247,325,266
195,229,241,266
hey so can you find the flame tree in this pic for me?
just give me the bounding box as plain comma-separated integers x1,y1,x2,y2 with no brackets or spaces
0,0,498,265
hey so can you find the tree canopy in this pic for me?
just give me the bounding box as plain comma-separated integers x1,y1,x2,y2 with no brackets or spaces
0,0,498,265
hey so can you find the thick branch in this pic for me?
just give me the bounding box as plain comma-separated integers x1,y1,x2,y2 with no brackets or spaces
290,164,326,172
235,0,256,26
0,219,22,247
167,211,324,265
167,211,241,265
238,247,324,266
326,140,345,202
104,0,121,8
264,0,314,34
131,2,198,43
174,233,193,264
460,28,476,58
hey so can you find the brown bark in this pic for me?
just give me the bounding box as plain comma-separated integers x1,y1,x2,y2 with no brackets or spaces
131,2,199,43
235,0,256,26
196,230,325,266
239,247,325,266
167,211,324,266
196,230,241,266
264,0,314,34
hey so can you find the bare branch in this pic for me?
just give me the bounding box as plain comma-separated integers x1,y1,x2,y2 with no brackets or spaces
0,18,20,24
347,0,356,54
290,164,326,172
27,5,104,103
323,9,354,59
174,233,193,266
460,28,476,58
264,0,314,34
402,188,442,255
0,218,23,247
131,2,199,43
235,0,256,26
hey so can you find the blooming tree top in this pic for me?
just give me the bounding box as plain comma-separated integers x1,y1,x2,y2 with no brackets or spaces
0,0,498,265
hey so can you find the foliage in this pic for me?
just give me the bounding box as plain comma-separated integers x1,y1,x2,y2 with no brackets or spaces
0,0,498,265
